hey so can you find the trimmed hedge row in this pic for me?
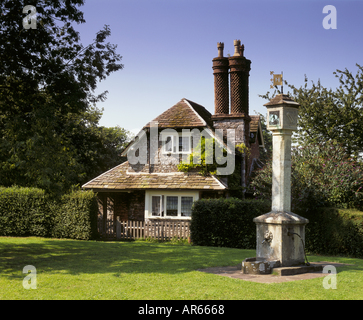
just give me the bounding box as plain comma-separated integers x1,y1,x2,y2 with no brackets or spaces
0,187,98,240
0,187,51,237
190,198,270,249
303,207,363,258
52,191,98,240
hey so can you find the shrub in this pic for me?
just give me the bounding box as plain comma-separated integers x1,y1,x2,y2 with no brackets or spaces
0,187,51,237
0,187,98,240
248,159,272,202
52,190,98,240
191,198,269,249
303,207,363,258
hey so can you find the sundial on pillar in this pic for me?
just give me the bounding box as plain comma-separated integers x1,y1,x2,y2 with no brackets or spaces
269,111,280,126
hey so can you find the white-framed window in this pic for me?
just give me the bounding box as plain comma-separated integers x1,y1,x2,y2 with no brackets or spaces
166,196,178,216
179,136,190,153
145,191,198,219
161,131,191,154
181,196,193,216
151,195,162,216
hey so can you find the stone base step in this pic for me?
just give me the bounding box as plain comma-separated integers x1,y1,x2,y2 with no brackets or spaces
272,264,324,276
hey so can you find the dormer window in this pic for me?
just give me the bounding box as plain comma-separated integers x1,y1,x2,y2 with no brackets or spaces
161,132,191,154
164,136,174,153
179,136,190,152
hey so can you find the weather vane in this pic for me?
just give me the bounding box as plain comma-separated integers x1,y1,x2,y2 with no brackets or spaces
270,71,283,94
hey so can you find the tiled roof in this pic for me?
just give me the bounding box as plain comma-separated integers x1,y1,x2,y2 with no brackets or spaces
82,161,227,191
249,115,264,147
143,98,213,129
249,115,260,132
121,98,214,157
263,94,300,107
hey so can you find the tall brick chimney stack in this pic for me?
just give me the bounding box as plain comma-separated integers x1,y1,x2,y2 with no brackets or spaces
212,42,229,115
228,40,251,115
212,40,252,146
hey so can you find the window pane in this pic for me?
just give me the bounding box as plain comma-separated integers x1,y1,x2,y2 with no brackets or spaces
173,136,177,153
165,136,172,152
181,197,193,217
151,196,161,216
179,136,190,152
166,196,178,216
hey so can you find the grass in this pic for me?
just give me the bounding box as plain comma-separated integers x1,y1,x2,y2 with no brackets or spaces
1,236,363,300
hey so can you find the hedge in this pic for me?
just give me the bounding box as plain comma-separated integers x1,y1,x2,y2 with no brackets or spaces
303,207,363,258
51,190,98,240
0,187,98,240
0,187,51,237
190,198,270,249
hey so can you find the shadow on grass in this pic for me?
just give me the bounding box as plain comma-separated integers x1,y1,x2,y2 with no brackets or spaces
0,237,255,280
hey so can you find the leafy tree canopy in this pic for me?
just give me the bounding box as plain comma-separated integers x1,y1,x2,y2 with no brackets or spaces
249,141,363,211
0,1,130,194
260,64,363,159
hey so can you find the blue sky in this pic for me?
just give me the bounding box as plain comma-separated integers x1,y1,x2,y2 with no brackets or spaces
75,0,363,134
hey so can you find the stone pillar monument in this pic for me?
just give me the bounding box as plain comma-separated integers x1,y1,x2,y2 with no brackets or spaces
253,94,309,267
265,94,299,213
242,94,316,274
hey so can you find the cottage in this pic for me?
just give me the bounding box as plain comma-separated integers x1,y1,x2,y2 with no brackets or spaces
82,40,264,239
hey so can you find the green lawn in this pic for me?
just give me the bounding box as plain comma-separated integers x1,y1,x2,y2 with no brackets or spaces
1,237,362,300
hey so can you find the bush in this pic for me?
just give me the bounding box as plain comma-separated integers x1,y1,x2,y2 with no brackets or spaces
0,187,98,240
191,198,269,249
52,190,98,240
0,187,51,237
303,207,363,258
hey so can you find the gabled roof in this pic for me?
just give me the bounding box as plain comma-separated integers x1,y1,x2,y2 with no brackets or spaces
249,115,260,133
249,115,265,148
82,161,227,191
143,98,213,129
121,98,214,157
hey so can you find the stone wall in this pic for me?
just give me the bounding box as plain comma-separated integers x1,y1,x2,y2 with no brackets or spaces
212,117,247,145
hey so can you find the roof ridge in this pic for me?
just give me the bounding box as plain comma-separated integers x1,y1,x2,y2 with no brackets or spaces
142,98,211,129
182,98,207,126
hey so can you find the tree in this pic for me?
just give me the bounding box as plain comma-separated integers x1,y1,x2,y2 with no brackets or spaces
0,1,126,194
261,64,363,158
68,108,132,183
254,65,363,210
249,141,363,210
